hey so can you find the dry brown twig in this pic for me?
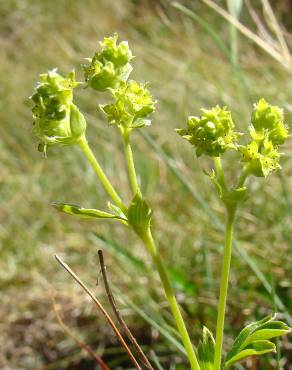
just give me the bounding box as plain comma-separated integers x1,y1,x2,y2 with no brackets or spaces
98,249,154,370
55,255,143,370
51,292,110,370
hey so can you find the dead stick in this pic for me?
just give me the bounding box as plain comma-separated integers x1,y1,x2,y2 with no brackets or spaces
51,293,110,370
55,255,142,370
98,250,153,370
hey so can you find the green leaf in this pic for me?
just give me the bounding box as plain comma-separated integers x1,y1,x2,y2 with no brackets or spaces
197,327,215,370
119,293,186,356
107,202,127,219
53,202,127,222
91,233,146,270
127,193,152,236
224,314,291,369
242,321,290,347
224,341,276,369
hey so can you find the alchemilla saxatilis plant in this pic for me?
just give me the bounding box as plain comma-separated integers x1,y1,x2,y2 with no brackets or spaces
30,34,290,369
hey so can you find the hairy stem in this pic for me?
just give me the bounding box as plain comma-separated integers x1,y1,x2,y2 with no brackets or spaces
142,228,201,370
122,129,140,195
78,135,126,213
214,206,236,370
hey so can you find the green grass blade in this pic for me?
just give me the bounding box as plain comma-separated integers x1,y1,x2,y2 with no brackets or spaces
235,247,292,327
150,351,164,370
172,2,231,61
118,292,187,356
90,233,146,271
172,1,252,101
91,232,196,295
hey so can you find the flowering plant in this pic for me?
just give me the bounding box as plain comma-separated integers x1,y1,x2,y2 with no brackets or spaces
30,34,290,369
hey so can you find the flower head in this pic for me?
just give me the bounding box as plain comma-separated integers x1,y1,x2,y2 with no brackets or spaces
100,80,156,129
83,34,133,91
31,69,86,152
239,99,289,177
177,106,240,157
251,98,289,145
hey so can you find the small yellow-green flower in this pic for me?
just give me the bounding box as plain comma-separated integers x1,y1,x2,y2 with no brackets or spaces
100,80,156,129
83,34,133,91
177,106,240,157
31,69,86,151
239,138,280,177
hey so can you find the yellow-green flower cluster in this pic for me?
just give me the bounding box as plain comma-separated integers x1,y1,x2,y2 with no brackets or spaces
31,69,86,151
83,34,155,132
83,34,133,91
240,99,289,177
176,106,240,157
251,98,288,145
100,81,156,129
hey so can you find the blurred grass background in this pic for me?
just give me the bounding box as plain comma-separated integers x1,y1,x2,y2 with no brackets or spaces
0,0,291,369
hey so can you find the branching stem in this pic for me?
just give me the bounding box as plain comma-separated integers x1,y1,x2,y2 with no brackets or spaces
80,125,201,369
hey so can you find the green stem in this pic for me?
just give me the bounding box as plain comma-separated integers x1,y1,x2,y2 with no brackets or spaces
121,129,200,369
214,205,236,370
78,135,126,213
236,165,250,188
142,228,201,370
122,130,140,194
213,157,227,190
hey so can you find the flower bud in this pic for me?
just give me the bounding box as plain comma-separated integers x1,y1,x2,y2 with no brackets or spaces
251,98,289,145
83,34,133,91
100,80,156,129
31,69,86,151
176,106,240,157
